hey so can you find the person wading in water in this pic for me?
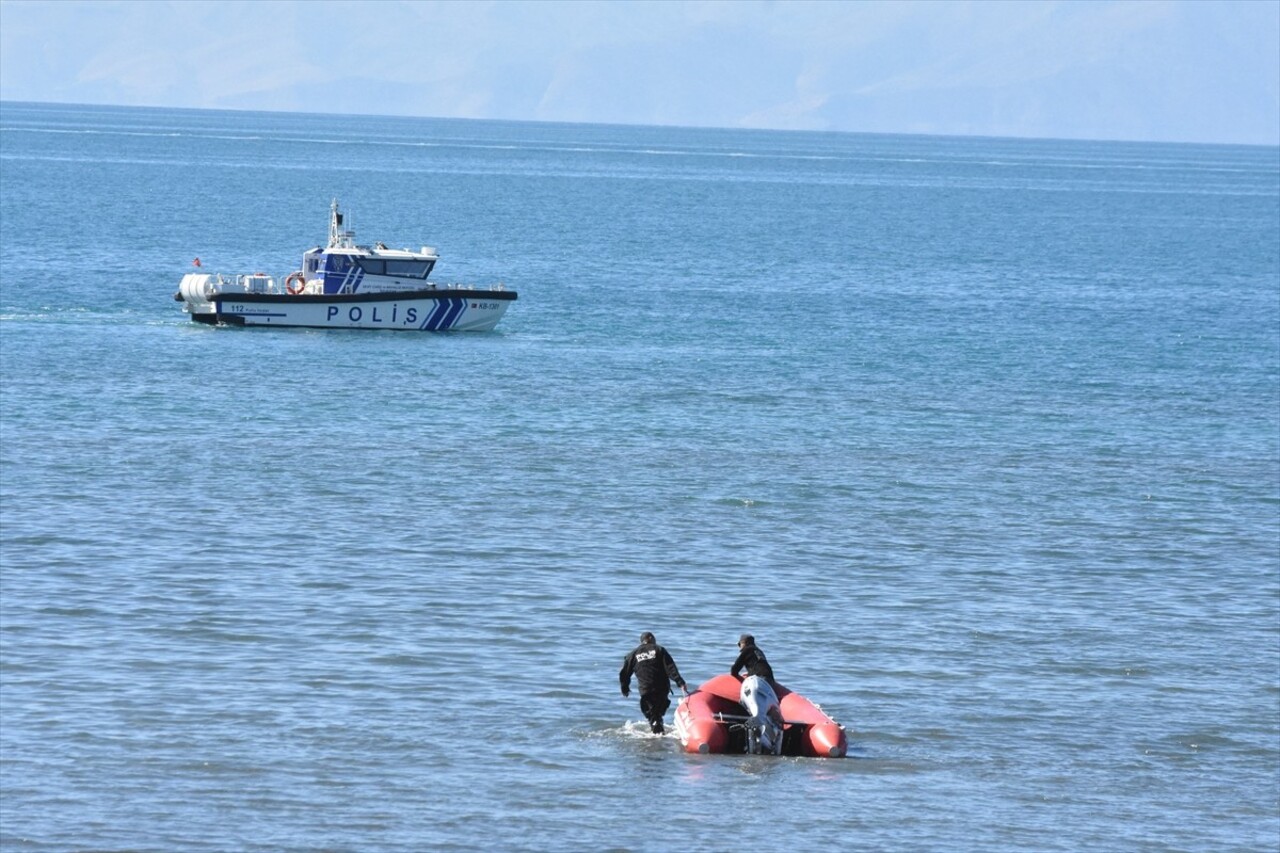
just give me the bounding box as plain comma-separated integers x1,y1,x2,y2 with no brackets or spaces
619,632,689,734
730,634,776,688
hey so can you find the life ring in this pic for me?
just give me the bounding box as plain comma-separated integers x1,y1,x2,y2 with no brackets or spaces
285,272,306,295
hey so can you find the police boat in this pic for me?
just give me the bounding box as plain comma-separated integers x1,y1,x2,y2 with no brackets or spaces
674,673,847,757
175,200,516,331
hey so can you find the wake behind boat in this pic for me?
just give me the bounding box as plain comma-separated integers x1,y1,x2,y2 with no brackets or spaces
175,201,516,331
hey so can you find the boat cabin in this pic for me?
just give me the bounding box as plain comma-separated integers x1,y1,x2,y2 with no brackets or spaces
302,201,439,295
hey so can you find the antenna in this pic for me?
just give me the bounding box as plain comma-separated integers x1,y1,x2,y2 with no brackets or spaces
328,199,354,248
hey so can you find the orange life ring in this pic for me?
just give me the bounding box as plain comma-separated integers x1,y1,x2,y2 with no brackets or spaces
285,271,306,295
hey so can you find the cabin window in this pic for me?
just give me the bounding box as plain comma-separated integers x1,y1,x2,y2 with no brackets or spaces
348,257,433,278
384,259,433,278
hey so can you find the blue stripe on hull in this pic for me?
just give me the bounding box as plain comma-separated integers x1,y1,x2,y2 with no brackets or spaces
420,297,465,331
421,299,451,330
439,298,467,329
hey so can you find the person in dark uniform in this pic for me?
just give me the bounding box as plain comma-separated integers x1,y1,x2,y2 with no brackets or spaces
619,631,690,734
730,634,775,685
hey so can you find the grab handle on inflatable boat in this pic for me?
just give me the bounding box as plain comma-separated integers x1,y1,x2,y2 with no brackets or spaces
713,712,810,726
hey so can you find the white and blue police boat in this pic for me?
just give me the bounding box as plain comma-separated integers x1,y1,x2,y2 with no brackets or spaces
175,201,516,331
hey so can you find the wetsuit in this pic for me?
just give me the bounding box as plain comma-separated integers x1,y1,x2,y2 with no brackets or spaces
619,642,687,734
731,642,775,683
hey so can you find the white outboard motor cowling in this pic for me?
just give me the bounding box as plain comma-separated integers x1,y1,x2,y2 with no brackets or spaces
739,675,784,755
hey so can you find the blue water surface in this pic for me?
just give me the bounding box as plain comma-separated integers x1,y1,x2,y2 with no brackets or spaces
1,102,1278,852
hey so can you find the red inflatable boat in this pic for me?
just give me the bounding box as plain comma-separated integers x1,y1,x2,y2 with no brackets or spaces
674,673,848,757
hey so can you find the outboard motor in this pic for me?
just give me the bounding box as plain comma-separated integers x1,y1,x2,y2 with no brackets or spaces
739,675,784,755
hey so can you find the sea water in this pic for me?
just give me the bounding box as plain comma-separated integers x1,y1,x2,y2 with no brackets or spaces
1,102,1277,852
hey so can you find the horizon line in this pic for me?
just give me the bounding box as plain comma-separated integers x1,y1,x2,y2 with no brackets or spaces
3,98,1277,152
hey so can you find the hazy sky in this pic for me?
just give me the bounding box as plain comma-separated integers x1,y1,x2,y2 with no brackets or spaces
1,0,1276,144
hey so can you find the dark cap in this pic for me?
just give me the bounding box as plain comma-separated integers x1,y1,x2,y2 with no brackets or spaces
640,631,656,644
738,634,754,646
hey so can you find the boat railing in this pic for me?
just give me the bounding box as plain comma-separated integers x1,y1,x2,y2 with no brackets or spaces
430,282,511,292
204,275,511,296
213,273,286,295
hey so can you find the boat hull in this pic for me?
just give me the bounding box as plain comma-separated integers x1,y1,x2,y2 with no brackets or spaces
674,673,848,757
193,290,516,332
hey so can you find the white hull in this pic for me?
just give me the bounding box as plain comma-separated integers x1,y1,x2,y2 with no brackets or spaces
201,292,513,332
179,274,514,330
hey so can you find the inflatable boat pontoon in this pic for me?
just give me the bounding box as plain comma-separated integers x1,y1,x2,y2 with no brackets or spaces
674,673,847,757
